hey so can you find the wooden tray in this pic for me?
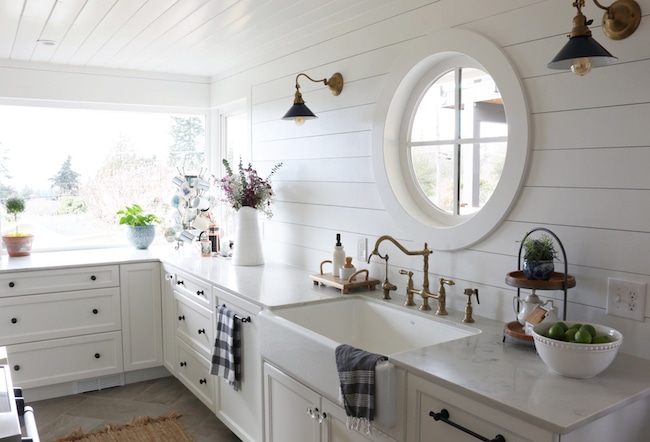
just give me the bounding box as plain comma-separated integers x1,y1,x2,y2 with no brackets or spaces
503,320,534,342
310,260,380,294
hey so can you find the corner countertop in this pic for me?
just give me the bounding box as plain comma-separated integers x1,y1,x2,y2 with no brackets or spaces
2,247,650,435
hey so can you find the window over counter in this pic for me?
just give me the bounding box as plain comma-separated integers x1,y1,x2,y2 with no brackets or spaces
0,104,206,252
373,29,529,250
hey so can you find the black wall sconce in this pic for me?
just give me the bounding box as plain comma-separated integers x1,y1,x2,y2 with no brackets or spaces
282,72,344,125
547,0,641,76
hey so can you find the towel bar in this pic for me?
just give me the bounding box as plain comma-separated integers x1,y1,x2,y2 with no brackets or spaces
220,304,251,323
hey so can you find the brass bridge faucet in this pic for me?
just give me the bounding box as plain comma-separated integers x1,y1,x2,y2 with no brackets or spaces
367,235,451,315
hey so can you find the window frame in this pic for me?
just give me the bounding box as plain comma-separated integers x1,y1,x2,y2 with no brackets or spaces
372,29,529,250
0,98,209,253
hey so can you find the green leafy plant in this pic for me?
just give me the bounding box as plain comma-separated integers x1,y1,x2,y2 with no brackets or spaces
521,233,557,262
117,204,160,227
4,196,26,236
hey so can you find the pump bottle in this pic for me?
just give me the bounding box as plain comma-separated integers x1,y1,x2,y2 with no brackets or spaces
332,233,345,278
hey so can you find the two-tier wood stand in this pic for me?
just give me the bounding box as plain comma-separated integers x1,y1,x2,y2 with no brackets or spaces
504,227,576,342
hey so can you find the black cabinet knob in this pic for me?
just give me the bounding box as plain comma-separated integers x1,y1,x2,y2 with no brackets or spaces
199,378,207,384
196,290,204,296
8,282,15,288
91,275,97,281
94,353,100,359
92,309,99,314
180,361,187,367
11,318,17,324
198,328,205,334
177,280,184,286
13,365,19,371
178,315,185,321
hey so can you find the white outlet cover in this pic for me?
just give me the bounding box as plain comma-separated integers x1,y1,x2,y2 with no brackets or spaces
606,278,647,322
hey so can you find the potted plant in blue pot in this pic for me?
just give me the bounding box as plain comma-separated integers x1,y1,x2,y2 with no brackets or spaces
117,204,160,249
521,234,557,281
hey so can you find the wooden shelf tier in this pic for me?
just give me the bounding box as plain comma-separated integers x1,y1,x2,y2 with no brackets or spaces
505,271,576,290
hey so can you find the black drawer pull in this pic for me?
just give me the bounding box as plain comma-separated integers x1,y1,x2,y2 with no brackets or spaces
180,361,187,367
92,309,99,315
430,409,506,442
199,378,207,384
91,275,97,281
198,328,206,334
94,353,100,359
178,315,185,321
8,282,15,288
196,290,204,296
177,280,184,286
11,318,17,324
13,365,19,371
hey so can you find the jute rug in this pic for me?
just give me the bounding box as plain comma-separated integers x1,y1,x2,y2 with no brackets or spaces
53,412,194,442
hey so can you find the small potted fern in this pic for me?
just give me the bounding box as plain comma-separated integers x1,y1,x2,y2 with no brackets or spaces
2,196,34,257
521,233,557,280
117,204,160,249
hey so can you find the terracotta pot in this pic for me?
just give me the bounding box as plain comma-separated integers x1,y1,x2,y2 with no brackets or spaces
2,234,34,257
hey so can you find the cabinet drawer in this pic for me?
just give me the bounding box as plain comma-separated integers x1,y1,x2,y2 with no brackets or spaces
0,265,119,297
7,331,123,389
172,272,212,309
176,338,215,410
175,294,213,357
0,288,121,345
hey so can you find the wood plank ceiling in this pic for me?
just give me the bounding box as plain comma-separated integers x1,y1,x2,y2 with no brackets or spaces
0,0,396,79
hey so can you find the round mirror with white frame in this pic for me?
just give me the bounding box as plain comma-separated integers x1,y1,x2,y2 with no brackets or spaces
372,28,529,250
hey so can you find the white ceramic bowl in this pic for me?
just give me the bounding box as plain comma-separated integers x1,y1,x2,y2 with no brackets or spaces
531,321,623,379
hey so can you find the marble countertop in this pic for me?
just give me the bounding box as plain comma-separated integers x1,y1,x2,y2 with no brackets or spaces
3,246,650,434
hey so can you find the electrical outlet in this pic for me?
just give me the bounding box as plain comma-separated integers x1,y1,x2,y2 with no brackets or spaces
606,278,647,321
357,238,367,262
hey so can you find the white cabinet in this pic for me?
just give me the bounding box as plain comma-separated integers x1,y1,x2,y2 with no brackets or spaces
214,287,262,442
120,263,162,371
406,373,650,442
264,362,397,442
163,265,216,410
406,373,555,442
0,265,125,389
265,362,325,442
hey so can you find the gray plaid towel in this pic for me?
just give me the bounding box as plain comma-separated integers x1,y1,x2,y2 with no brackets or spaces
210,305,240,390
335,344,387,435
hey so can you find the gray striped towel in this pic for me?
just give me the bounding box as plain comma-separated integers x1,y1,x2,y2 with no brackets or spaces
210,305,240,391
335,344,387,435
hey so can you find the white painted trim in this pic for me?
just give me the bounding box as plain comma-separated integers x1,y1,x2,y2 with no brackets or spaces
372,28,530,250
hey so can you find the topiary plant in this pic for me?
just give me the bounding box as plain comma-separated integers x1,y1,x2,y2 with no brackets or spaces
4,196,26,236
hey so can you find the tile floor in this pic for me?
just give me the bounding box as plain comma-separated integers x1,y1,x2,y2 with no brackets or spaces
29,376,242,442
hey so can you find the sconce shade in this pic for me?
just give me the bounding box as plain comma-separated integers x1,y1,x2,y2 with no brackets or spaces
282,102,317,121
547,34,617,70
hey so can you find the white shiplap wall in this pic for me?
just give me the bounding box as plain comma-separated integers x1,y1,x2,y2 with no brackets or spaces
211,0,650,360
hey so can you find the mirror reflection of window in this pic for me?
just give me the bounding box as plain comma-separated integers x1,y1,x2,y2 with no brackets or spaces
409,68,506,216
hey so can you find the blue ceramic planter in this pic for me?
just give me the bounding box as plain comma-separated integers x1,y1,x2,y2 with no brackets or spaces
126,225,156,249
523,259,554,281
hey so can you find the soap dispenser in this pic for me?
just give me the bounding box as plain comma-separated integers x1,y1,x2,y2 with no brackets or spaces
332,233,345,278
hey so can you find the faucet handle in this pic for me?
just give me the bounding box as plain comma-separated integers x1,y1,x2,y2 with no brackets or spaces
399,270,416,306
462,288,479,323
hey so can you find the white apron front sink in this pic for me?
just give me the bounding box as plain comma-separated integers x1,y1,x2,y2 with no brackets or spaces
259,296,480,423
